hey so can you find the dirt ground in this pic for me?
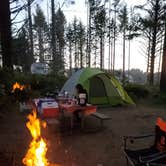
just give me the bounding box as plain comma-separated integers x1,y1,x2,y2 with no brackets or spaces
0,104,166,166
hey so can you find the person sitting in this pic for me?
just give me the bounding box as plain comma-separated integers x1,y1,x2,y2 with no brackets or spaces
75,83,88,106
74,83,88,122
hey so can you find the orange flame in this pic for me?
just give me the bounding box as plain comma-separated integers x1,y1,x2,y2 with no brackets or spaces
22,110,49,166
12,82,25,92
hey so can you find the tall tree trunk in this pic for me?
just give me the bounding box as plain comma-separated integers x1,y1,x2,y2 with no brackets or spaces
108,39,111,71
146,36,151,83
51,0,57,71
102,32,105,69
128,32,131,78
74,41,77,68
100,34,103,69
157,37,163,83
38,29,44,62
160,22,166,91
108,0,111,71
122,29,126,81
69,42,72,75
86,2,89,67
149,30,157,85
149,0,159,85
87,2,92,67
113,6,117,74
111,42,113,72
80,43,83,68
59,47,64,70
94,38,98,68
0,0,13,69
28,0,34,58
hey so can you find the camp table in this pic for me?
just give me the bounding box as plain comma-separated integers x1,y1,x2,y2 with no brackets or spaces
56,96,70,104
59,103,97,133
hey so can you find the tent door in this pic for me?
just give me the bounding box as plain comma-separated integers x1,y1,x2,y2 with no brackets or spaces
89,76,108,104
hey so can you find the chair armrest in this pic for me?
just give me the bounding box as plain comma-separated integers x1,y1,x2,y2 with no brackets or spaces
139,151,166,164
124,134,154,140
123,134,154,149
150,163,166,166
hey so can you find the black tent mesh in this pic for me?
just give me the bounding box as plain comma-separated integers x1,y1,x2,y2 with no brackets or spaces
89,76,107,97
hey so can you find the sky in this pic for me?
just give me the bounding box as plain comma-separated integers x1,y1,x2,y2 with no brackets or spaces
13,0,161,72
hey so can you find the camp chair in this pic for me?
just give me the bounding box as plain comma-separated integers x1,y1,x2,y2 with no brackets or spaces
123,118,166,166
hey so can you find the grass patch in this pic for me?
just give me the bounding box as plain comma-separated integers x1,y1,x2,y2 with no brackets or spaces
124,84,166,108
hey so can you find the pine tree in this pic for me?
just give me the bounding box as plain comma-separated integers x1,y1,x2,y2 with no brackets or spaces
66,23,74,74
27,0,34,62
118,4,129,81
51,8,66,73
33,5,48,63
55,8,66,70
72,18,79,68
94,5,107,69
66,19,86,70
77,21,86,68
112,0,120,73
51,0,56,72
160,7,166,91
13,27,31,72
137,0,164,85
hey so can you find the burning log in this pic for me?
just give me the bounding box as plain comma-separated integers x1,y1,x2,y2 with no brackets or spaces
11,82,30,103
12,82,25,93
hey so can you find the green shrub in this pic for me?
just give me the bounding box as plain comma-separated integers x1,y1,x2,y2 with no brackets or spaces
28,74,67,95
0,68,14,93
150,92,166,106
124,84,150,99
0,84,5,97
0,68,67,98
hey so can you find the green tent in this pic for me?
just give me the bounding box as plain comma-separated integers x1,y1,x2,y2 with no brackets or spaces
60,68,134,105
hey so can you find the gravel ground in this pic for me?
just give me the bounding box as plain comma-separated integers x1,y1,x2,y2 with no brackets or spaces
0,104,166,166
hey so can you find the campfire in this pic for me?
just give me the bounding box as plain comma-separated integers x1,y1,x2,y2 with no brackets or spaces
12,82,25,93
22,110,49,166
22,110,60,166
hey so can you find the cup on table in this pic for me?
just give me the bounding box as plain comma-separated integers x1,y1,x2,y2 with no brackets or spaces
72,99,77,105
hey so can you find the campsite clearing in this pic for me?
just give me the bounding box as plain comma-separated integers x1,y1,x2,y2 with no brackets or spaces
0,104,165,166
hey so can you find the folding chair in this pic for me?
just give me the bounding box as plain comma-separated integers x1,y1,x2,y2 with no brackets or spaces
123,118,166,166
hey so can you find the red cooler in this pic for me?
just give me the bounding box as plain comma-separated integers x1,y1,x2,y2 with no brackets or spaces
41,100,59,118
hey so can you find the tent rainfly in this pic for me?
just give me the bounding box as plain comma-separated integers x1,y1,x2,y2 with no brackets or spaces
60,68,134,105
